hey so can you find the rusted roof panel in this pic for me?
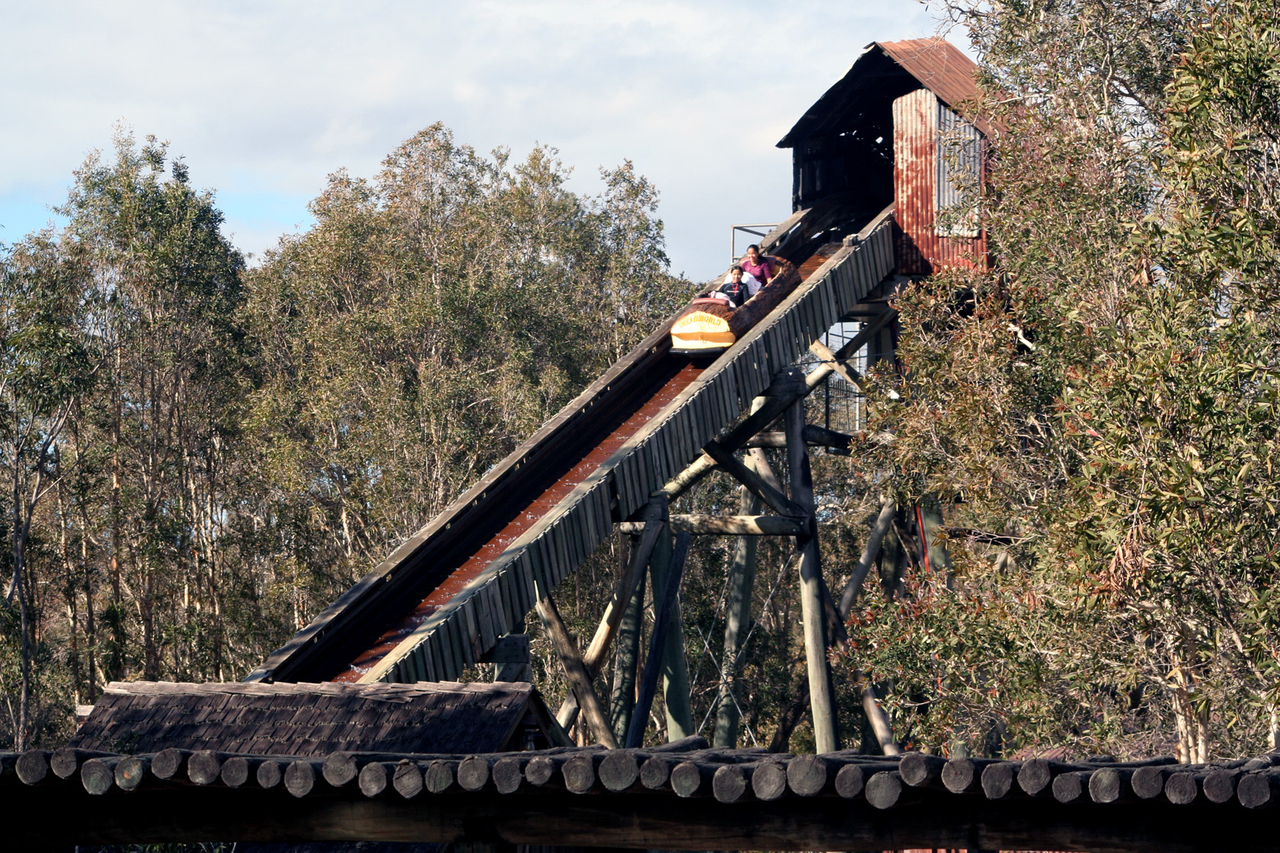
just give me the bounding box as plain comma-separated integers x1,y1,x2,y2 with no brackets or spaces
778,37,990,148
879,38,991,135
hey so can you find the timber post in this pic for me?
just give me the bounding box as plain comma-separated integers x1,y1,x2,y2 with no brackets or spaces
785,398,839,754
713,450,763,747
648,507,695,741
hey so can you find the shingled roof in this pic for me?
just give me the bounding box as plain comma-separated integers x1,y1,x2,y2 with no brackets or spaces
70,680,567,755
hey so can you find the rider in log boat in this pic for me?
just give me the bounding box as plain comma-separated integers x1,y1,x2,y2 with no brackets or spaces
670,248,798,357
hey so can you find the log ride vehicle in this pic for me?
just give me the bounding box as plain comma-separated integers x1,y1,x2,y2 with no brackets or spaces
669,256,799,357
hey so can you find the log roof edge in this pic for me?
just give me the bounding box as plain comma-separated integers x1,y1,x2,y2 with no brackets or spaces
11,745,1280,851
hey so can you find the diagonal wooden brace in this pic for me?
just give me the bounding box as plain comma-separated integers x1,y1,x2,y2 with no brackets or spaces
702,439,808,521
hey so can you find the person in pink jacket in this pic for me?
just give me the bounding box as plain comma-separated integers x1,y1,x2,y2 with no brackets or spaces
739,244,775,285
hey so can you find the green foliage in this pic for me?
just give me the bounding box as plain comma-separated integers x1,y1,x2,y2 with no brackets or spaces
849,0,1280,760
0,120,689,747
241,124,687,624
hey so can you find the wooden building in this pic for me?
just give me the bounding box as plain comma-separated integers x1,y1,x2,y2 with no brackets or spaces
778,38,992,275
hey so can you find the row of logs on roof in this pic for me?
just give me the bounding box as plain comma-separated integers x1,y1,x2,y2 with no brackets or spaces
9,738,1280,810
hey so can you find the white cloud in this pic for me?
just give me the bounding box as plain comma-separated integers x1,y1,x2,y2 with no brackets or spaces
0,0,967,277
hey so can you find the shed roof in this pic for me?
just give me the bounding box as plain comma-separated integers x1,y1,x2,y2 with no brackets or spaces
69,680,556,756
777,37,991,147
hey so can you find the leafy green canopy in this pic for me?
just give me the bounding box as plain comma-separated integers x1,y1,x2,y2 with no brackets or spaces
242,123,687,588
0,122,687,748
846,0,1280,760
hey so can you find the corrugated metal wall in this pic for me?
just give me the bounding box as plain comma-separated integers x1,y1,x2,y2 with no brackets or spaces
893,89,986,275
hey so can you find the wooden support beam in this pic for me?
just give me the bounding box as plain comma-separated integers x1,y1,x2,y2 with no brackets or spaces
557,500,666,729
627,531,692,748
713,454,762,748
744,425,855,450
809,340,864,392
661,356,857,505
654,529,694,742
534,594,618,749
838,499,898,617
610,551,646,743
617,515,805,537
659,452,718,500
785,400,838,755
703,440,807,520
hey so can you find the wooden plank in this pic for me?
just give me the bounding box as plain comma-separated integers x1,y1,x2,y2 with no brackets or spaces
512,555,534,620
571,500,590,566
575,496,595,564
423,633,440,681
528,535,550,598
549,520,569,587
480,583,500,651
439,613,462,681
616,457,634,520
405,646,424,683
461,598,481,665
681,403,700,463
497,567,516,629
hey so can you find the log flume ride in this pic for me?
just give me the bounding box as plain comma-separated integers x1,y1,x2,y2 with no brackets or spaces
248,196,896,687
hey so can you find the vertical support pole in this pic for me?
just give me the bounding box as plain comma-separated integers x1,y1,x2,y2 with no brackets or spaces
713,451,763,747
627,528,693,747
611,559,645,742
648,502,694,741
786,399,839,754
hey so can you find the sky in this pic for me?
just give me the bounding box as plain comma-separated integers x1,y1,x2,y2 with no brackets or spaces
0,1,967,282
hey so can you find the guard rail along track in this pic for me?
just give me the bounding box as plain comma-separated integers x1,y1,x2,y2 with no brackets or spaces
248,202,896,686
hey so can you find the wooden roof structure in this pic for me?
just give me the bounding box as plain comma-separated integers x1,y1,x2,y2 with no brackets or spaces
777,38,992,149
70,681,567,756
9,740,1280,851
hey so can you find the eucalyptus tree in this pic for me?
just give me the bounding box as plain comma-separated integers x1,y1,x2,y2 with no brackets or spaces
241,123,687,636
52,132,250,688
0,230,99,748
844,0,1280,760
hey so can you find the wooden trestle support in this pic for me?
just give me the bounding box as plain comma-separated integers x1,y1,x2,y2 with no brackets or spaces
540,313,909,752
